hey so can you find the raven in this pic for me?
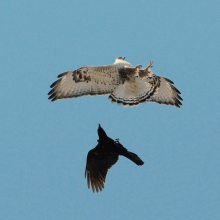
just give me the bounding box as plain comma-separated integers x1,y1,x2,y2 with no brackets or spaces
85,124,144,192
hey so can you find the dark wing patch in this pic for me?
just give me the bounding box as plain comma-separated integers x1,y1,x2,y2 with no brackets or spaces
118,66,139,82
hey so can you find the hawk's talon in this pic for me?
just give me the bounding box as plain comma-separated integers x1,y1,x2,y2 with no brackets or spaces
146,61,153,69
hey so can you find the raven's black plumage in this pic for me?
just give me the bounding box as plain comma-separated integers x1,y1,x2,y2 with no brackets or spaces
85,124,144,193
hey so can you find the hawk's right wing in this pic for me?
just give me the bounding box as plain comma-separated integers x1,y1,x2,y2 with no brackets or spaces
48,65,121,101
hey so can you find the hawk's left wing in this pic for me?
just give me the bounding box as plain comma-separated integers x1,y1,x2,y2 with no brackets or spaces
143,76,183,107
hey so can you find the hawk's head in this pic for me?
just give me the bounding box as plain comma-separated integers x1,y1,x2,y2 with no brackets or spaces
117,56,125,60
114,57,133,67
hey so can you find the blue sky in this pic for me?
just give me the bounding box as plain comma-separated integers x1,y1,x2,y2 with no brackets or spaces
1,1,220,219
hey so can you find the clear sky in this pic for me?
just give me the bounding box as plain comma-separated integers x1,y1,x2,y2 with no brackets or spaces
1,1,220,219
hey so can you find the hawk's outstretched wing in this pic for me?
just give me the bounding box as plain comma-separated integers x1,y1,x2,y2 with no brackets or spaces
48,65,120,102
143,76,182,107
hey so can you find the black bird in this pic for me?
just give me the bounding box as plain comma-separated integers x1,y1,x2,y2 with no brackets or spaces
85,124,144,193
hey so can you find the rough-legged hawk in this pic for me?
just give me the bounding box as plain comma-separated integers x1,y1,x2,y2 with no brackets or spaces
48,57,183,107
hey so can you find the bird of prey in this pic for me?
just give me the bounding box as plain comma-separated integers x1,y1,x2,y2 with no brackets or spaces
48,57,183,107
85,124,144,193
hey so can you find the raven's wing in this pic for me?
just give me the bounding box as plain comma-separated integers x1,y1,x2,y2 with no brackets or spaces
85,147,118,193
